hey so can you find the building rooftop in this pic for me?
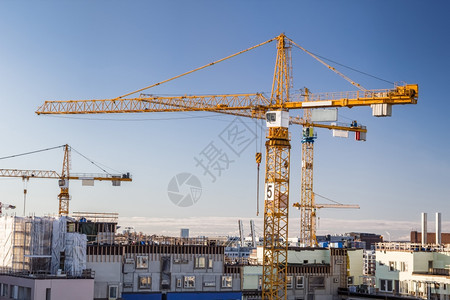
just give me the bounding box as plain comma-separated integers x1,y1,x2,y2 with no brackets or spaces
375,242,450,252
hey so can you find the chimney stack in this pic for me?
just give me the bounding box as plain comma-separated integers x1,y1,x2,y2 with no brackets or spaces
436,212,441,245
421,212,427,245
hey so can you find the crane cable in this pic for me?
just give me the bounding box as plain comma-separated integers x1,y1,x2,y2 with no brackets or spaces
310,53,394,85
314,192,343,205
70,147,121,175
0,145,65,160
255,118,263,216
0,144,122,175
287,37,394,88
287,37,368,92
116,36,278,99
22,178,29,216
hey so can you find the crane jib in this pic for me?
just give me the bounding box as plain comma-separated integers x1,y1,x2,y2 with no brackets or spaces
36,85,417,115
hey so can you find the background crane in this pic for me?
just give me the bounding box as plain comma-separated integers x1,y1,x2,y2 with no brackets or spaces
0,144,132,216
296,87,363,247
294,192,360,245
36,34,418,300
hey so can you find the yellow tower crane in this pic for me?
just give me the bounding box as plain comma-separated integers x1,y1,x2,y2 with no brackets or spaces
295,88,364,247
35,34,418,299
0,144,132,216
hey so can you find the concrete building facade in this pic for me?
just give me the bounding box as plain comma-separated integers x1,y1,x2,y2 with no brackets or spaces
86,244,241,300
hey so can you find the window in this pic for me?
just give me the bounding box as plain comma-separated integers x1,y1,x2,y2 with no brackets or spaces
136,255,148,269
176,278,182,288
208,258,213,269
46,288,51,300
59,251,65,271
0,283,8,297
18,287,31,300
10,285,18,299
184,276,195,288
400,281,408,293
139,276,152,289
108,285,118,300
388,280,393,292
380,279,386,291
296,276,304,289
286,276,293,289
195,256,206,268
389,261,395,271
221,276,232,288
400,261,407,272
380,279,393,292
266,113,276,122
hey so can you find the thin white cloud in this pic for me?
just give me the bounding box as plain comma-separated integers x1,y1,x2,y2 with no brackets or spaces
119,216,450,241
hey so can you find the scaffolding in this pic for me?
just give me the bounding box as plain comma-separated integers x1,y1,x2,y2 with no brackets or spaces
51,216,87,276
0,216,53,274
0,215,87,277
71,211,118,223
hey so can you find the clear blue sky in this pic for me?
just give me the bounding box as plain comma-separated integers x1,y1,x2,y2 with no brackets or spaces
0,1,448,240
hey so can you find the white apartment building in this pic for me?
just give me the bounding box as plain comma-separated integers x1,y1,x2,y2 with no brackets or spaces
375,242,450,299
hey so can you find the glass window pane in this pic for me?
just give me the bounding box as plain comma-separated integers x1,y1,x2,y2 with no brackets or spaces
380,280,386,291
286,276,293,288
184,276,195,288
222,276,232,288
139,276,152,289
296,276,304,288
109,286,117,298
136,255,148,269
195,257,205,268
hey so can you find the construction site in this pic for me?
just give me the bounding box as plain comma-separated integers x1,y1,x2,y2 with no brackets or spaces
1,2,449,300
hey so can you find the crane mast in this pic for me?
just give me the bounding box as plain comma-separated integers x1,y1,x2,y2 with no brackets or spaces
298,118,367,247
300,88,317,247
58,144,71,216
262,34,291,300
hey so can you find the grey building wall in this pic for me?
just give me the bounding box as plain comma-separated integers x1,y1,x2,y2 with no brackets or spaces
87,256,122,299
87,244,240,299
